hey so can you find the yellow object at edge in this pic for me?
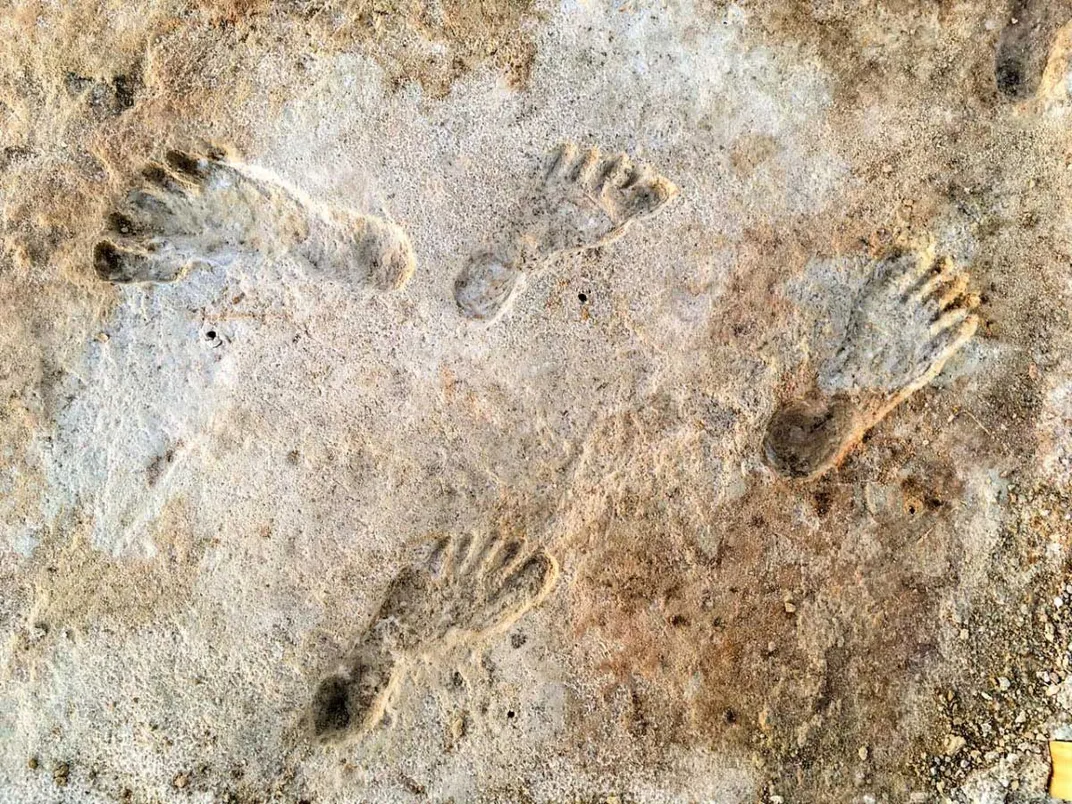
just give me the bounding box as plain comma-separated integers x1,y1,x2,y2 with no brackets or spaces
1051,740,1072,800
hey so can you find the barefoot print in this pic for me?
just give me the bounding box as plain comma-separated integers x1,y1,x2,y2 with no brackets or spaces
995,0,1072,100
310,532,558,744
454,141,678,322
94,147,415,292
765,247,980,480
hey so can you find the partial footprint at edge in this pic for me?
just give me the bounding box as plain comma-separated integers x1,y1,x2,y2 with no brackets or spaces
309,532,558,745
93,147,416,292
763,246,980,480
454,141,679,322
995,0,1072,100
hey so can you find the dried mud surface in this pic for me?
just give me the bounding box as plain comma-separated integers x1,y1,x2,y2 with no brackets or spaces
2,1,1072,802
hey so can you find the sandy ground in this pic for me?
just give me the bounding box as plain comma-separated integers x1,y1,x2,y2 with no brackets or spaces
2,0,1072,801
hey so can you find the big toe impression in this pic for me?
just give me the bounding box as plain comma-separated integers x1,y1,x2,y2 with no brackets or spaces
93,241,183,284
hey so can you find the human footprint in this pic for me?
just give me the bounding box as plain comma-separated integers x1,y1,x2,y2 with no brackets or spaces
454,141,678,321
310,532,558,744
93,147,415,292
995,0,1072,101
764,246,980,479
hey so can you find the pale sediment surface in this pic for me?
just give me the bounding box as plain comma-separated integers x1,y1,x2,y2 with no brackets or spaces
2,1,1072,801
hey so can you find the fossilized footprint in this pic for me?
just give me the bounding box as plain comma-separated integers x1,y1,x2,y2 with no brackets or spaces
93,147,415,291
310,532,558,745
454,142,678,322
764,246,980,480
995,0,1072,100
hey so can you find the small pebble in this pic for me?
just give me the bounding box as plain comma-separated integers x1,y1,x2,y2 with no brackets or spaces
944,734,967,756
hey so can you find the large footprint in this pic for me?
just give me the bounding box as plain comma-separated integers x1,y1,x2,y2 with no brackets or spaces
309,533,558,745
454,141,678,322
764,246,980,480
94,147,415,292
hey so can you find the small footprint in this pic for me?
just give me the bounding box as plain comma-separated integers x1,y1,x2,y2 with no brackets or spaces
995,0,1072,100
93,147,415,292
309,532,558,745
454,141,678,322
764,246,980,480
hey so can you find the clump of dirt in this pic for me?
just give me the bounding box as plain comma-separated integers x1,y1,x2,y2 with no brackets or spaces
566,405,977,801
914,481,1072,797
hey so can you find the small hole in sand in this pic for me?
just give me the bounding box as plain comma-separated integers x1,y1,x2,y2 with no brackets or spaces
205,330,216,340
578,293,588,303
507,710,515,719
